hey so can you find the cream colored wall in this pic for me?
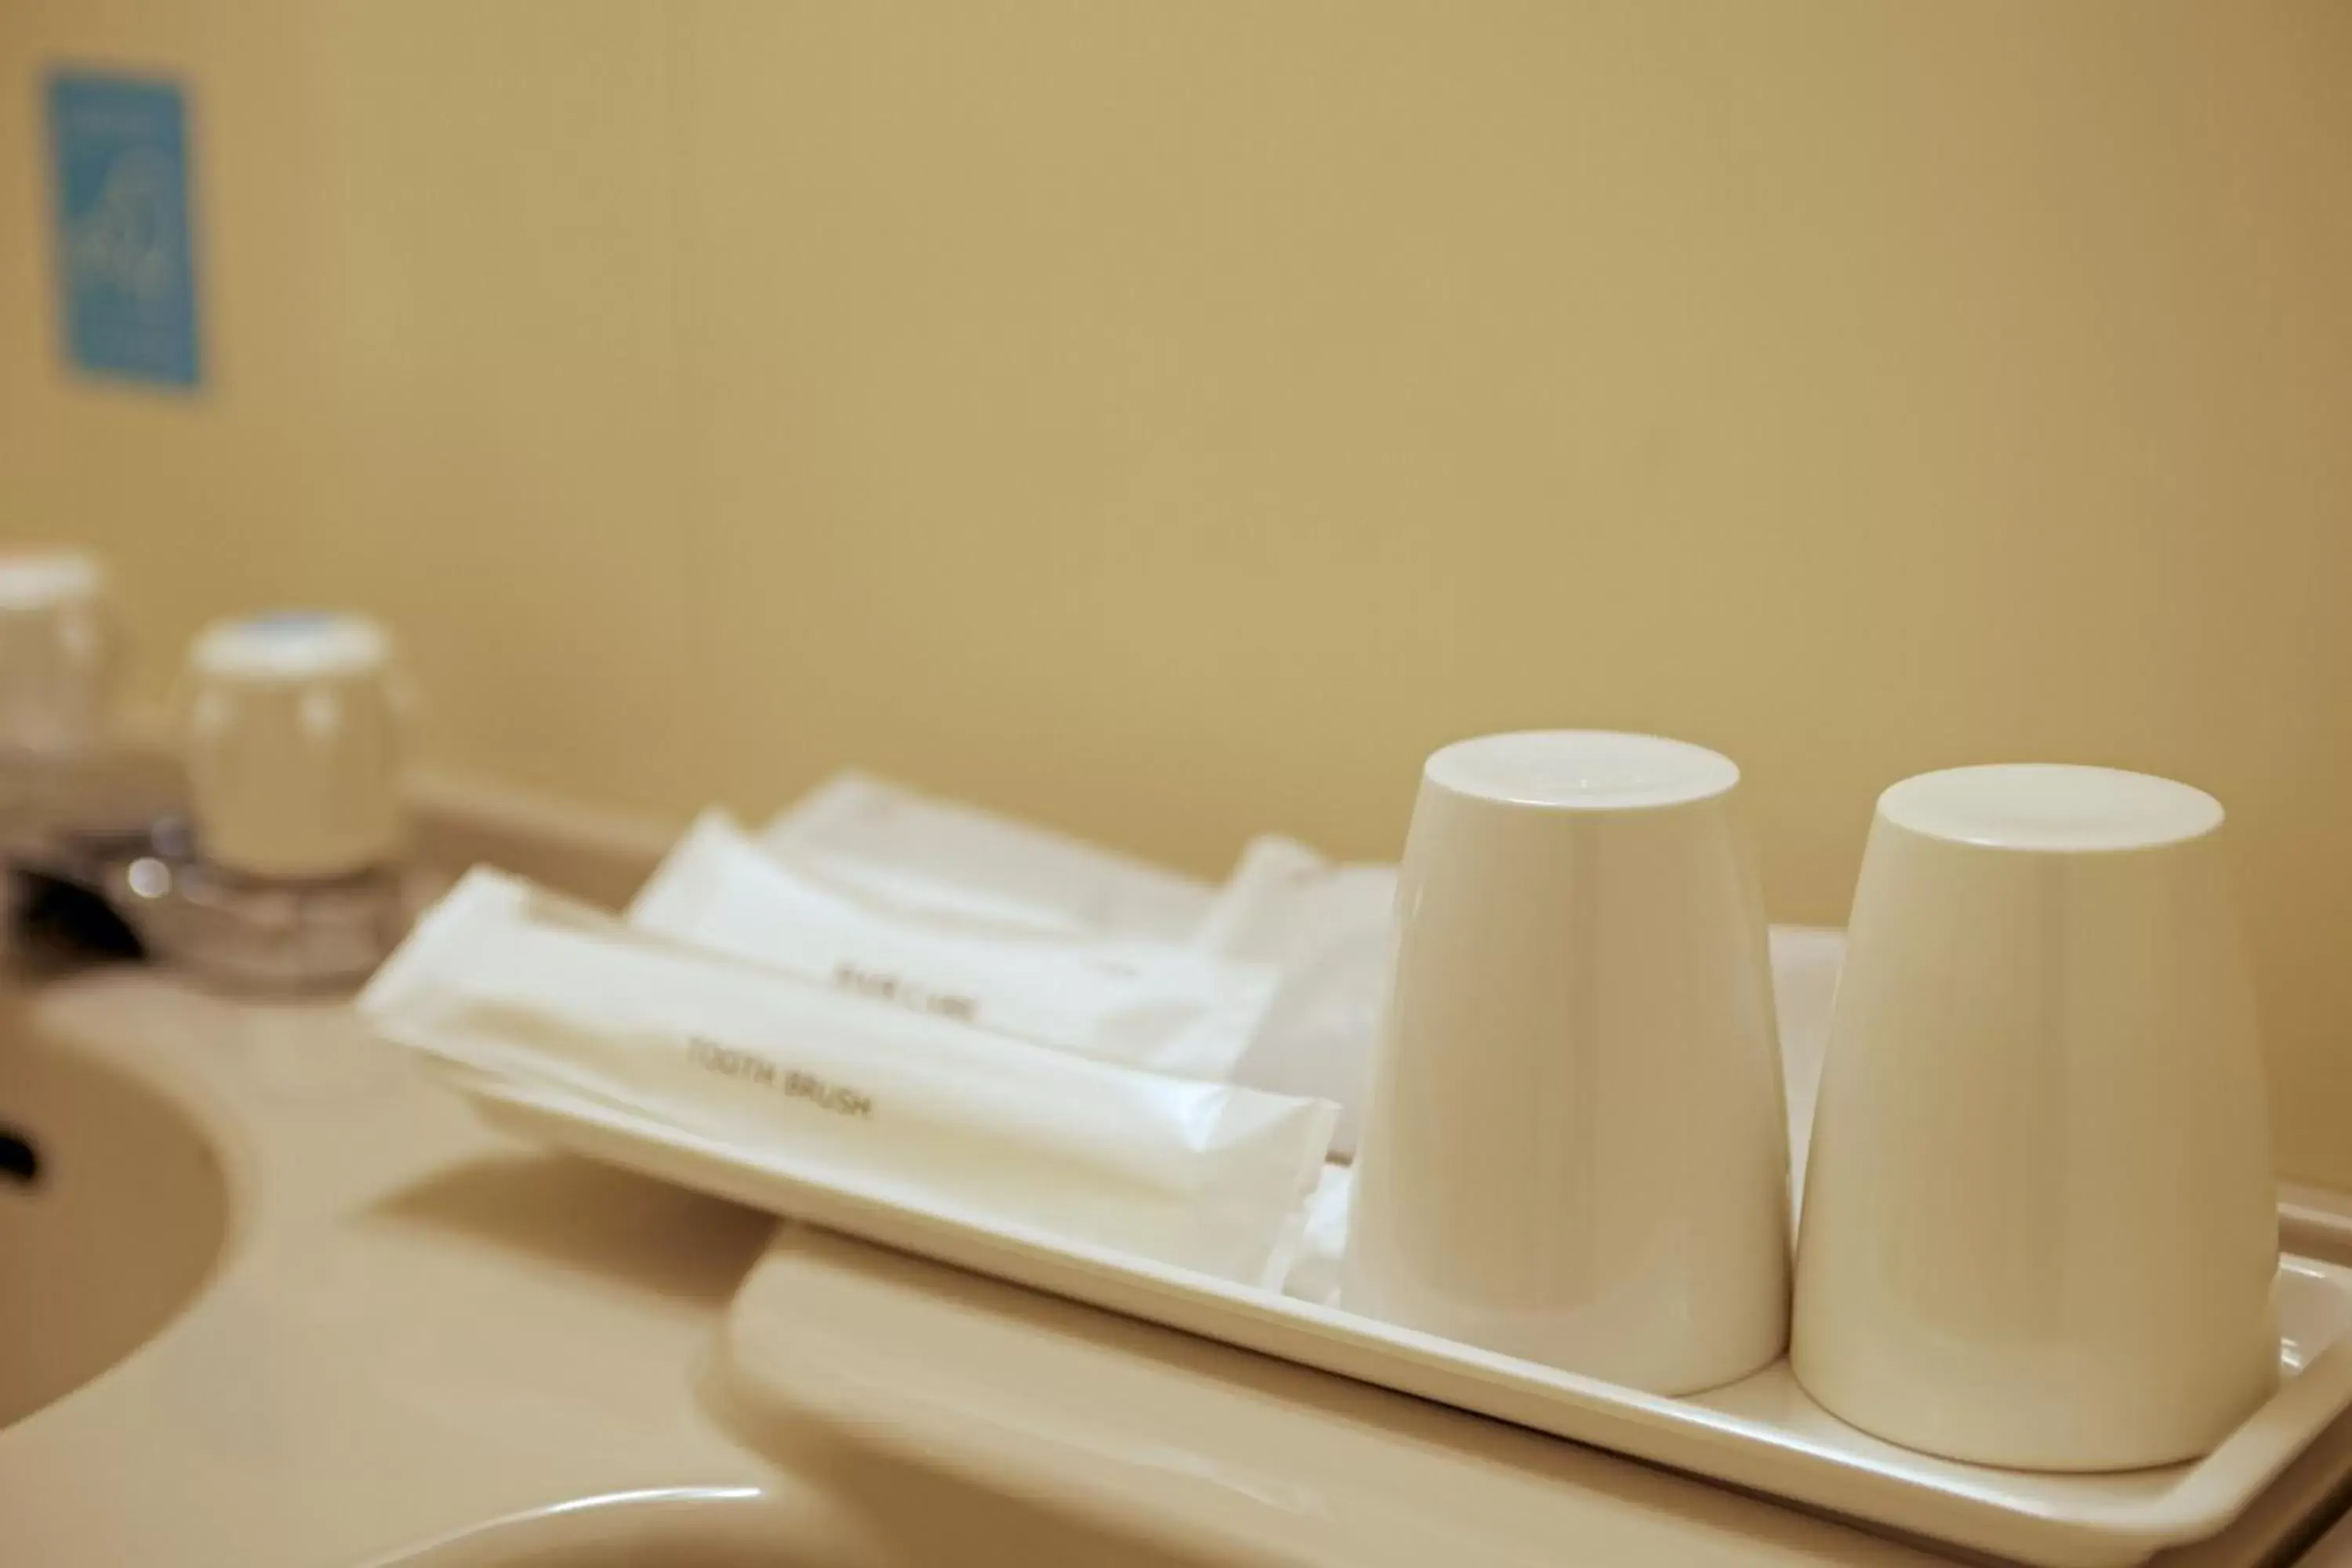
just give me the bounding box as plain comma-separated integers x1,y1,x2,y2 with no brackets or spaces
3,2,2350,1185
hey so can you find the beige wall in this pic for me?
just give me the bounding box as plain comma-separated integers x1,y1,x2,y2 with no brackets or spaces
3,2,2349,1185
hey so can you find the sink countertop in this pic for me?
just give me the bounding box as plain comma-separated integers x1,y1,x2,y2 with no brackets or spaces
0,967,800,1568
5,960,2350,1568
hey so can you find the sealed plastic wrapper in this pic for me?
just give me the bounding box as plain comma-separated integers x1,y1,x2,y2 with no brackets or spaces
1281,1160,1355,1307
631,810,1276,1082
764,771,1211,940
359,869,1337,1287
1195,835,1398,1156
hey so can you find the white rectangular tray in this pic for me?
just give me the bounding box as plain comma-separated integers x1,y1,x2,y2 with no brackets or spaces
455,1071,2352,1568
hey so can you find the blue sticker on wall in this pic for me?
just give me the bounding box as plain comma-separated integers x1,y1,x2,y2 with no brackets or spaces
46,71,202,390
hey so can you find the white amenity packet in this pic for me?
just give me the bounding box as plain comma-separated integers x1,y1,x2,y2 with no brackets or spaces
1194,836,1398,1158
1280,1160,1355,1307
764,771,1214,941
359,869,1336,1286
629,811,1277,1083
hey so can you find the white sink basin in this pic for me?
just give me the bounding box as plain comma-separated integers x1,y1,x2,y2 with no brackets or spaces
353,1475,1213,1568
354,1488,856,1568
0,1020,230,1426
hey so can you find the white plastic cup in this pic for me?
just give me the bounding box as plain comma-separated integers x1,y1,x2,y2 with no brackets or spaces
1793,764,2277,1470
1341,731,1791,1394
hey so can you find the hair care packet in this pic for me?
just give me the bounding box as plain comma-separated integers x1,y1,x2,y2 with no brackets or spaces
632,811,1276,1082
764,771,1211,940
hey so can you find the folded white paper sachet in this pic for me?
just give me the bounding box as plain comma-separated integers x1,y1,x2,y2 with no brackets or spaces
358,868,1338,1287
764,771,1214,941
1194,836,1398,1159
630,810,1279,1083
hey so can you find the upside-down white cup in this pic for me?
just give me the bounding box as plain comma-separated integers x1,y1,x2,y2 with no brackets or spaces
1341,731,1791,1394
1793,764,2278,1471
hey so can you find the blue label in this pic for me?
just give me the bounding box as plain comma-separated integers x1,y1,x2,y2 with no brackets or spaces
47,71,202,390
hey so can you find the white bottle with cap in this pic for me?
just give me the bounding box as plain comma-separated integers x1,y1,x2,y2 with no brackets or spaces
183,610,408,881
